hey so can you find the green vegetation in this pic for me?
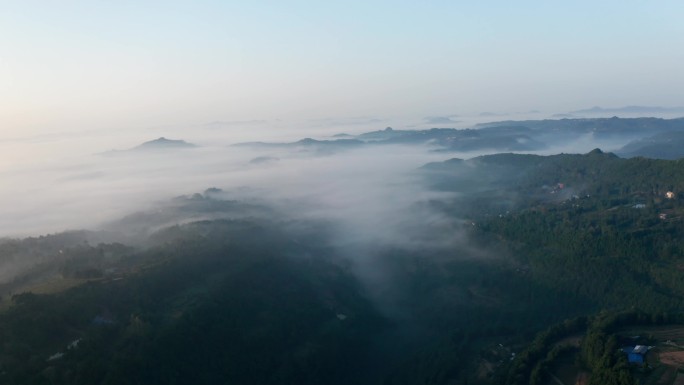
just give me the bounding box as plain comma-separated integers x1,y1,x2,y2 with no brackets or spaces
0,220,384,385
503,309,684,385
470,152,684,313
414,150,684,383
4,149,684,383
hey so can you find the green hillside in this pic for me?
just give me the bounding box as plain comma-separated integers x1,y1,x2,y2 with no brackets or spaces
3,150,684,384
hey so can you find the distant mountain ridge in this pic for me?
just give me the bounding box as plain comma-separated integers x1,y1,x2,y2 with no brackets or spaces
133,137,197,150
617,131,684,160
99,137,197,156
232,138,364,155
236,117,684,157
571,105,684,115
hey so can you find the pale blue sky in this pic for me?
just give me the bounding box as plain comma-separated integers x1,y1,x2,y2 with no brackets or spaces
1,1,683,134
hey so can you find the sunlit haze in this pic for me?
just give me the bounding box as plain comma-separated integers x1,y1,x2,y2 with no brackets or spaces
2,1,683,138
1,1,684,236
5,4,684,384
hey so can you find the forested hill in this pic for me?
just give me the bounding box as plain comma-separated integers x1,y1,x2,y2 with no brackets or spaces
237,117,684,157
423,149,684,211
418,150,684,384
423,151,684,304
4,150,684,384
0,219,385,385
476,116,684,138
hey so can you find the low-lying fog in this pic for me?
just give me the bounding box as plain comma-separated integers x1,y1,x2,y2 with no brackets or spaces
0,117,640,239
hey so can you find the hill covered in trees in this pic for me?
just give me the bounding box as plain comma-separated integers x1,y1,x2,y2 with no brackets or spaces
3,149,684,384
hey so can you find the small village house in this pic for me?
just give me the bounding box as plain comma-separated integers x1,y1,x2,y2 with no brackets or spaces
622,345,648,365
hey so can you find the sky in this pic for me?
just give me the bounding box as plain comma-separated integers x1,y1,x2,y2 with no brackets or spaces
1,1,684,138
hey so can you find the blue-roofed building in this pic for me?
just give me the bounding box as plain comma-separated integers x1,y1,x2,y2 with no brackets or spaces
622,345,648,365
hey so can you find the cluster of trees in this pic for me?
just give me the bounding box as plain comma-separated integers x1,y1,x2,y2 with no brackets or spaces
476,189,684,312
504,309,684,385
504,317,588,385
414,150,684,383
443,150,684,314
0,219,384,385
0,217,609,385
5,149,684,384
0,234,133,303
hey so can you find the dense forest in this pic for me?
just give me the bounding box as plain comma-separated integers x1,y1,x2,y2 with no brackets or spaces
2,149,684,384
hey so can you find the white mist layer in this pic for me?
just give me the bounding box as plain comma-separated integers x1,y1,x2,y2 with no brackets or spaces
0,119,642,238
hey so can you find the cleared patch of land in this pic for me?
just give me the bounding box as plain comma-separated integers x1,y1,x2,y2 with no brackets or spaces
553,334,583,349
619,325,684,343
660,350,684,368
0,277,101,312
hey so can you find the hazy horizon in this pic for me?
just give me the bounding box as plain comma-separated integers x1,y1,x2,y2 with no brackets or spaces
3,5,684,383
2,1,684,238
2,1,684,137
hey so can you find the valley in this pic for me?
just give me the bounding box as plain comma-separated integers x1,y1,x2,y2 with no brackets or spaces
3,118,684,384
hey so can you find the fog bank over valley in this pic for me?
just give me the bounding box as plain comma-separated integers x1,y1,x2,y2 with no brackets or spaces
4,114,684,384
3,114,684,238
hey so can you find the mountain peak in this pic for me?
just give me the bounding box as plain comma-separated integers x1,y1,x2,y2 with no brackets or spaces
135,137,196,150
